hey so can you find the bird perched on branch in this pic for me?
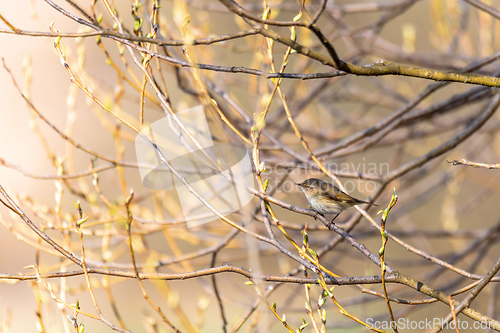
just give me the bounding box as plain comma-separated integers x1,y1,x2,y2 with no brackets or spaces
296,178,376,225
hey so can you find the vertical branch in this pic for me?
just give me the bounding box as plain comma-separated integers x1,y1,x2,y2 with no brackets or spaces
378,190,399,333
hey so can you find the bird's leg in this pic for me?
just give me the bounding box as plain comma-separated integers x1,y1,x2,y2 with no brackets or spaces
327,213,340,228
307,206,322,220
313,211,324,220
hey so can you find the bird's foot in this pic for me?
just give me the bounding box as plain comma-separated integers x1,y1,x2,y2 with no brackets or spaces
326,213,340,228
313,212,324,220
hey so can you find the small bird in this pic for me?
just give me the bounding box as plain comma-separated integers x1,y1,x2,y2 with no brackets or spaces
296,178,376,224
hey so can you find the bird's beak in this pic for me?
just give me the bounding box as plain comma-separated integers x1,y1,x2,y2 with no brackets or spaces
295,183,302,187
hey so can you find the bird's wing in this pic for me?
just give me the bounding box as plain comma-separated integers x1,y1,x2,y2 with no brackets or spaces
326,183,377,206
328,190,377,206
